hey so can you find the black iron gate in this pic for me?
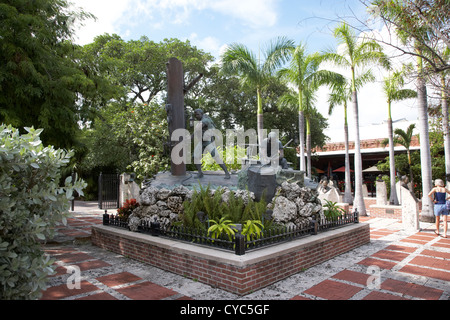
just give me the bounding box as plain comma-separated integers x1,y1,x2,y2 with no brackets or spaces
98,173,120,212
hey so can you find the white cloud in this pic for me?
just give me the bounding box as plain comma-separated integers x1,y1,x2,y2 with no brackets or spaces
189,33,223,57
209,0,279,28
138,0,279,28
69,0,132,44
69,0,280,45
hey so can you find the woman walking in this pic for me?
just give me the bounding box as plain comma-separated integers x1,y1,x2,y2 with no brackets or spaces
428,179,450,238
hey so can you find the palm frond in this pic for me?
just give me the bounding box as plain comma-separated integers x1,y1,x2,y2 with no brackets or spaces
393,124,416,149
278,92,298,112
392,89,417,101
221,43,259,81
262,36,295,74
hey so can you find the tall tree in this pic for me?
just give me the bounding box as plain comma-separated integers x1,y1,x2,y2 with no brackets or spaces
440,48,450,185
278,43,343,174
382,70,417,205
79,35,213,110
367,0,450,75
393,124,417,193
0,0,93,148
324,22,390,216
0,0,95,148
369,0,448,221
220,37,294,144
279,88,315,178
328,72,375,205
328,80,353,204
416,47,434,221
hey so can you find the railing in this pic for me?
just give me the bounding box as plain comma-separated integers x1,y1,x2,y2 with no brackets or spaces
102,209,359,256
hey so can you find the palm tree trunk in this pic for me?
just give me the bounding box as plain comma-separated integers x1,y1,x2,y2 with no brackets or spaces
298,111,306,172
416,55,433,222
352,90,367,216
407,149,415,193
298,90,306,172
441,76,450,187
343,114,353,204
257,88,264,145
387,115,399,205
306,117,312,179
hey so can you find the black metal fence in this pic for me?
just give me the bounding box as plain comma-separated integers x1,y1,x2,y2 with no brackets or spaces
103,209,359,256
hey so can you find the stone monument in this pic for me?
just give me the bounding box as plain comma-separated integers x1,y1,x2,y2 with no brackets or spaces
247,166,277,203
317,176,342,205
165,57,203,177
400,175,420,231
375,175,388,205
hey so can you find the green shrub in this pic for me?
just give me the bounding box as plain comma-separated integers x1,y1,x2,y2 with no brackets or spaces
322,200,345,221
180,184,270,232
0,125,86,300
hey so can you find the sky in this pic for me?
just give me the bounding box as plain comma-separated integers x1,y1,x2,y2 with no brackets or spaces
68,0,420,143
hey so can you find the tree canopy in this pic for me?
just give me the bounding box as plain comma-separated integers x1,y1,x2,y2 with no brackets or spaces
0,0,93,148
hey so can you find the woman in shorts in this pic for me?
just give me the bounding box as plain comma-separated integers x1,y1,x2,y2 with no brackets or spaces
428,179,450,238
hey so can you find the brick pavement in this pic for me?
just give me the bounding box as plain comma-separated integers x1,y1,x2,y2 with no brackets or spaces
40,202,450,301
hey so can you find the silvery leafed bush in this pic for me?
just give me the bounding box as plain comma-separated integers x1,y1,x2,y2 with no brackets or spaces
0,125,86,300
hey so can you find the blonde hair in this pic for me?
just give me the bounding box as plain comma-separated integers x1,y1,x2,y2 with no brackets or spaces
435,179,445,187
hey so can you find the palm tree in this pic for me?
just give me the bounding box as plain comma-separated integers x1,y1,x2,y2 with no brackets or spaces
393,124,417,194
441,48,450,186
328,82,352,204
382,71,417,205
220,37,294,144
279,88,315,178
278,42,344,174
323,22,390,216
328,72,375,205
415,46,434,222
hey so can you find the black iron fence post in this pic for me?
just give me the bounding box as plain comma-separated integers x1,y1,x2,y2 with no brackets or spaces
310,215,318,235
235,233,246,256
150,220,161,237
353,209,359,223
103,213,110,225
98,172,103,210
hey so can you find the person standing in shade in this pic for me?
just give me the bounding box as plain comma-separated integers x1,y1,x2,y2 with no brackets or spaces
428,179,450,238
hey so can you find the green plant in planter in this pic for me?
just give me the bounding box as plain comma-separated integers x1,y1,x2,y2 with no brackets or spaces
208,217,236,241
241,220,264,241
181,184,224,229
323,200,345,221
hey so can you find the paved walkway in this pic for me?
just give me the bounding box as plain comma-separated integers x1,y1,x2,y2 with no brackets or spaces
40,201,450,301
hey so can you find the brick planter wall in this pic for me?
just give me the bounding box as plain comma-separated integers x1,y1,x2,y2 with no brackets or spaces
91,223,370,295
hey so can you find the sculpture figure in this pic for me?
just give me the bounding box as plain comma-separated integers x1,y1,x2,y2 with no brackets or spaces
260,132,288,170
192,109,230,179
